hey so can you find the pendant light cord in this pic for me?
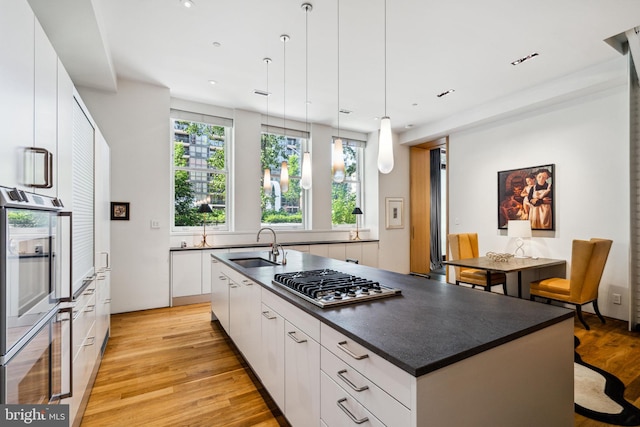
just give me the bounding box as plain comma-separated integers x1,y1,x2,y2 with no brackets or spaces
337,0,340,138
305,6,309,133
384,0,387,117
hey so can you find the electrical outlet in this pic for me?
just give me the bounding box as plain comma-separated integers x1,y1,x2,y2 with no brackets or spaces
150,220,160,229
612,293,621,305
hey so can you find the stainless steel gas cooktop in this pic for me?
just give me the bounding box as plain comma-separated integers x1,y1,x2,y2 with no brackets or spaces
272,269,401,308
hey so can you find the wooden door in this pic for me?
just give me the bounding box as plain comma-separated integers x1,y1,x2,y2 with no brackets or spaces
410,147,430,273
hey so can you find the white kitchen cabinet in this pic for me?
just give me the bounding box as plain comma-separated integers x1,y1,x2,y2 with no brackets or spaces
227,268,262,370
360,242,379,267
320,372,385,427
260,302,285,410
171,249,228,302
56,60,73,201
309,244,329,258
210,257,230,333
171,251,202,298
327,244,346,262
95,132,111,350
285,319,321,427
0,0,34,188
64,280,98,425
31,21,58,195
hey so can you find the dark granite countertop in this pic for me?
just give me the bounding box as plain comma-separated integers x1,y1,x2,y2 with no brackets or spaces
213,250,574,377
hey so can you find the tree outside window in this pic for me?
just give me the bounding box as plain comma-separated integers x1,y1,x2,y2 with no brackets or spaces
173,119,228,229
261,131,305,226
332,139,363,226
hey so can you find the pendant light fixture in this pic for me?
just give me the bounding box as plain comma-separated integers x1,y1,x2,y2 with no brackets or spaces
377,0,394,174
300,3,313,190
332,0,345,183
262,57,273,193
280,34,290,194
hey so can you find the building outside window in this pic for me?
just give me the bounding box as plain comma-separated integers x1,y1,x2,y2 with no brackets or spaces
261,126,308,227
171,110,232,231
332,138,364,227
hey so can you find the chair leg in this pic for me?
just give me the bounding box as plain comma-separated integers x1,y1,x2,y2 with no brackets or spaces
592,300,606,325
575,305,590,330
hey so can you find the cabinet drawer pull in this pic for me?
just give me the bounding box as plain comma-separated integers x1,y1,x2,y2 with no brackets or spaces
218,275,226,280
337,341,369,360
83,288,95,295
84,337,96,347
287,331,307,344
84,305,95,313
262,311,277,320
337,369,369,392
337,397,369,424
229,284,238,288
242,279,253,285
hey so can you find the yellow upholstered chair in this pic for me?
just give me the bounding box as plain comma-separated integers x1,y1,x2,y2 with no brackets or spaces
530,238,612,330
448,233,507,294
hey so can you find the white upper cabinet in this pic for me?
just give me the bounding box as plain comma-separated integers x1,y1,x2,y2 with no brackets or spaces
0,0,34,187
56,60,73,203
32,20,58,196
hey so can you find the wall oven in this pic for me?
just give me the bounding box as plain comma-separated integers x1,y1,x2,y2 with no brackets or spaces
0,186,72,404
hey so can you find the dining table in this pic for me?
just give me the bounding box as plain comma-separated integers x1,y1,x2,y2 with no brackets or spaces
443,256,567,298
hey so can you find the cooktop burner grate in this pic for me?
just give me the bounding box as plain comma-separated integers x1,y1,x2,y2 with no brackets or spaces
272,269,401,308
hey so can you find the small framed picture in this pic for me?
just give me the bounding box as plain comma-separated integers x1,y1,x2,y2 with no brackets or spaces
385,197,404,229
111,202,130,221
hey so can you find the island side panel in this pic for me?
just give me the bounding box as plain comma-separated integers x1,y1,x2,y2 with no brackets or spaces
412,318,574,427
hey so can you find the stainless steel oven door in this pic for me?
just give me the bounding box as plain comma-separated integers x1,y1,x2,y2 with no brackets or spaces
0,306,72,404
1,208,72,356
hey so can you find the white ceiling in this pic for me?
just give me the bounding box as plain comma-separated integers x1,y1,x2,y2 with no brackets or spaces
29,0,640,138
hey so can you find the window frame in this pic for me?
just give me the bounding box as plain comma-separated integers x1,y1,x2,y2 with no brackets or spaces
260,125,310,230
170,110,232,233
331,137,365,229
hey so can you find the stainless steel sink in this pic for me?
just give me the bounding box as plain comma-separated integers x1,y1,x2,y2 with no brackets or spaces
229,257,278,268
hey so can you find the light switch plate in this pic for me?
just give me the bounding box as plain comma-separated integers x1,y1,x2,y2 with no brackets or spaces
150,220,160,229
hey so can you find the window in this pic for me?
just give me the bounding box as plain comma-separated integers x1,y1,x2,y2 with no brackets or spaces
261,126,309,227
332,138,364,226
171,110,232,230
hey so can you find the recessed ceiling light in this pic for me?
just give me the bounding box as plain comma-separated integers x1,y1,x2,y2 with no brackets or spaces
412,103,418,107
436,89,455,98
253,89,271,97
212,41,221,48
208,80,217,85
181,0,194,8
511,52,539,66
339,109,352,115
405,124,414,129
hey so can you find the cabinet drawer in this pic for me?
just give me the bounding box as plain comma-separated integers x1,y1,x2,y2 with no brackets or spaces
321,324,412,408
321,372,385,427
321,346,410,426
262,288,320,341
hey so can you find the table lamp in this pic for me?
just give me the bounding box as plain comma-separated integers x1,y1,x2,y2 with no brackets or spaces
508,220,532,258
196,203,213,247
352,207,363,241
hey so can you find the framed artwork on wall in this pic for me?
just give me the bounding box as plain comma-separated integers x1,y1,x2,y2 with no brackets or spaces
385,197,404,229
497,164,554,230
111,202,130,221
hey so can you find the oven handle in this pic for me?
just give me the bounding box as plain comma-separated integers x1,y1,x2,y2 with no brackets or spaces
51,306,73,401
58,212,73,302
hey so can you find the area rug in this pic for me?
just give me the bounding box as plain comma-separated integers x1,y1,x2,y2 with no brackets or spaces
575,336,640,426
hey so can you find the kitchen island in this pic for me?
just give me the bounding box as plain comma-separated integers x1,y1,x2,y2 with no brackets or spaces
211,250,574,427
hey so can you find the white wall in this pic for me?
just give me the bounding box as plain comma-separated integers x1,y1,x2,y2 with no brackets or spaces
78,79,172,313
76,81,408,312
447,85,630,320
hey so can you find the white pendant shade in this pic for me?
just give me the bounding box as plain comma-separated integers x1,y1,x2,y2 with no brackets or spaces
263,168,272,192
280,161,289,193
301,151,312,190
332,138,345,183
377,116,394,174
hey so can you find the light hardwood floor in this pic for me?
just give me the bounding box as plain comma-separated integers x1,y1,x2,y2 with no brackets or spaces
81,303,638,426
81,303,287,427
